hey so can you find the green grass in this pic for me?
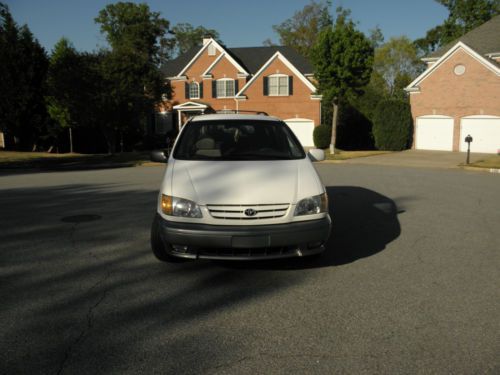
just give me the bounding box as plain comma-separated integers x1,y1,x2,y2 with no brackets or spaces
466,154,500,169
0,151,153,169
324,150,393,161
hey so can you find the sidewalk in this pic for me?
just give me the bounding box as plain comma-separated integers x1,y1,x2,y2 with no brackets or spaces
335,150,492,169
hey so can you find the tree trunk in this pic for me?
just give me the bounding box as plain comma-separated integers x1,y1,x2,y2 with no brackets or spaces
330,100,339,155
69,127,74,153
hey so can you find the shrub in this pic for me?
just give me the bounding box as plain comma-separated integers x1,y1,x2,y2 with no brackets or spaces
313,124,331,149
372,99,413,151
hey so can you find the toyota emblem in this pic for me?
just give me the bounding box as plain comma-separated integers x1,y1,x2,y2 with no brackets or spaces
244,208,257,217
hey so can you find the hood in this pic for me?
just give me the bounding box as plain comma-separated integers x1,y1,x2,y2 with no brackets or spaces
169,159,322,205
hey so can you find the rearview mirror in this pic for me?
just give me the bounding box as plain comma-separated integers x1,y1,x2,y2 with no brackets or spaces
308,148,325,162
150,149,169,163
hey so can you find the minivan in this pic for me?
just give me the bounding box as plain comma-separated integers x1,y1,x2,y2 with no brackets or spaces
150,114,331,262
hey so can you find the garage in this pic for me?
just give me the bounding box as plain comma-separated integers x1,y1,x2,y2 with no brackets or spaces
460,116,500,154
415,116,454,151
284,118,315,147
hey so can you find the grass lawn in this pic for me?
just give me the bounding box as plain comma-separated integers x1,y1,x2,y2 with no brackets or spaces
0,151,153,169
324,150,393,161
466,154,500,169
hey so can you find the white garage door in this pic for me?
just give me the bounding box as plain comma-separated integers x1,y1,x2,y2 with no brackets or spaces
284,119,315,147
460,116,500,154
416,116,454,151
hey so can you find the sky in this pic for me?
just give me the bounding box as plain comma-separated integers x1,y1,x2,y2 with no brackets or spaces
5,0,450,53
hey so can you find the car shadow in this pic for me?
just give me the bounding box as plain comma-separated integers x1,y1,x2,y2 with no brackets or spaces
216,186,402,270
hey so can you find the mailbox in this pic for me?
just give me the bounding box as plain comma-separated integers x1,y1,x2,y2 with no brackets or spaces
464,134,473,164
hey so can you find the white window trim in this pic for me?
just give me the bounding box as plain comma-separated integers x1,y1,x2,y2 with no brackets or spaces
216,78,235,98
208,44,216,56
189,81,200,99
268,74,289,96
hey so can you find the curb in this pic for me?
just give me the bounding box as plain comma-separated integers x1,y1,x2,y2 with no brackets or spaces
462,166,500,174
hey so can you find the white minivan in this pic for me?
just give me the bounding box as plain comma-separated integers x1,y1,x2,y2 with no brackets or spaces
150,114,331,262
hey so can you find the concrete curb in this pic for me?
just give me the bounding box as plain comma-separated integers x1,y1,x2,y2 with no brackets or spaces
462,166,500,174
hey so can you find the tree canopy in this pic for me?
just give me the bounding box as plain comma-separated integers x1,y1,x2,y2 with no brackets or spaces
171,23,220,56
0,2,48,149
268,0,333,57
415,0,500,53
311,12,374,104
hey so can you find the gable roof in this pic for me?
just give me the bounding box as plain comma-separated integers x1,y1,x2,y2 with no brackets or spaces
160,43,314,78
427,14,500,59
236,51,317,96
406,41,500,92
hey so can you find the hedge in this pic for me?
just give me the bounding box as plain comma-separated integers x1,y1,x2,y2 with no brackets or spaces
313,124,331,149
372,99,413,151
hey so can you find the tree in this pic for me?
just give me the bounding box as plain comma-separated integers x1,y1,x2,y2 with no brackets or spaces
46,38,82,152
373,36,423,97
270,0,333,57
415,0,500,53
170,23,220,56
311,10,374,154
95,2,170,153
0,2,49,150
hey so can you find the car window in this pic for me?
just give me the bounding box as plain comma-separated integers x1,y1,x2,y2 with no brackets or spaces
173,120,306,161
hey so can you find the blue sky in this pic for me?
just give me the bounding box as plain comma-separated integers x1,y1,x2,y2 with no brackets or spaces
6,0,449,53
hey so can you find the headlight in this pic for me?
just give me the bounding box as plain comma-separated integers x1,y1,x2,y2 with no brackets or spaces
294,193,328,216
161,194,203,218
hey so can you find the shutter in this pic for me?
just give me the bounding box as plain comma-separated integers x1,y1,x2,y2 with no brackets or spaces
263,76,268,96
234,80,239,96
212,80,217,98
199,82,203,98
185,82,189,99
288,76,293,95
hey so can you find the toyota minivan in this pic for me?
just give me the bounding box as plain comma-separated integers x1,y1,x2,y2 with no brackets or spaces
150,114,331,262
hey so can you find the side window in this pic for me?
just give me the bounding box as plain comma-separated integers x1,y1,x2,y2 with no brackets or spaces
208,44,216,56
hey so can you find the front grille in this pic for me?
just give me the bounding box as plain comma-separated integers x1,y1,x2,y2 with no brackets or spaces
207,203,289,220
172,244,299,258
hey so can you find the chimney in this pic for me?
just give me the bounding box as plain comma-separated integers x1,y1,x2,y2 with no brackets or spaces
203,35,213,45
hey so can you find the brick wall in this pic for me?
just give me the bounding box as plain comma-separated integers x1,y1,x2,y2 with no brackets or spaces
409,48,500,151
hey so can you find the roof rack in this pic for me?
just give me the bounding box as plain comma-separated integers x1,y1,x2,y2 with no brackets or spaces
215,110,269,116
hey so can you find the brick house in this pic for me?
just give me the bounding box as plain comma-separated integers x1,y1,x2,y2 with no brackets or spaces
157,38,322,146
405,15,500,153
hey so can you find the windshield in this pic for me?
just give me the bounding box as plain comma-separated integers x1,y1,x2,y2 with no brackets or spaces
173,120,306,161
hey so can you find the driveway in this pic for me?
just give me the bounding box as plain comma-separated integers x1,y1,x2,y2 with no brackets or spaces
1,165,499,374
340,149,491,169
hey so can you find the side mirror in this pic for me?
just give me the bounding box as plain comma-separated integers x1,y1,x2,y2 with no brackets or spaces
308,148,325,162
150,149,169,163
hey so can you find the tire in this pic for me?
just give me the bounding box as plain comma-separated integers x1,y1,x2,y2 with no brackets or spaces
150,215,187,263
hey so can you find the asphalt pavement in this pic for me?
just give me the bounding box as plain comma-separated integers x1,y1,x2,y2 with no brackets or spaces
0,164,499,374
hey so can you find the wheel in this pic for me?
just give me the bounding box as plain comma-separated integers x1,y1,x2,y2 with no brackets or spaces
150,215,187,263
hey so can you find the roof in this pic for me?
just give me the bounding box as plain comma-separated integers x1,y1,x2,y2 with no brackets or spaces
427,14,500,58
161,45,313,77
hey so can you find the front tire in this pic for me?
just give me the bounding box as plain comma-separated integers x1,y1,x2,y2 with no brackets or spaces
151,215,187,263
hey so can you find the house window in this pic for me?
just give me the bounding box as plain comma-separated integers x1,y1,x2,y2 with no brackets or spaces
189,82,200,99
268,74,289,96
208,44,216,56
216,79,235,98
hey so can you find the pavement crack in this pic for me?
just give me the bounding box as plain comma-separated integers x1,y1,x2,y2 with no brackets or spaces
56,272,111,375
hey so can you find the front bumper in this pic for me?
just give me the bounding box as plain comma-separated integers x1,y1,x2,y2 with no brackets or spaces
158,214,332,260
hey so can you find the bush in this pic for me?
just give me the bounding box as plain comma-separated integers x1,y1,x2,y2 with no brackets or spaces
313,125,331,149
372,99,413,151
